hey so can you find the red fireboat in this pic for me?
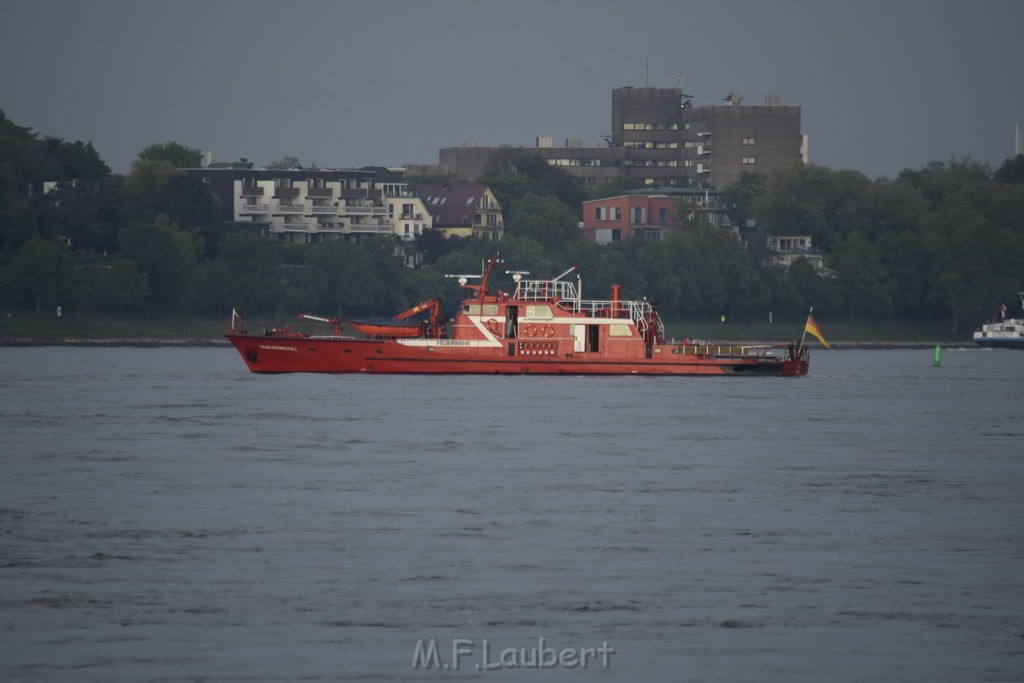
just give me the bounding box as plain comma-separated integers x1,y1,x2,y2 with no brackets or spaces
226,255,809,376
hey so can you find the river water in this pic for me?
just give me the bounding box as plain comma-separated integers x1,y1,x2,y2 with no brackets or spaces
1,347,1022,681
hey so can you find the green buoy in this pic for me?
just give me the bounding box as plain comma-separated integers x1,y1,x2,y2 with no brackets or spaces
933,344,942,367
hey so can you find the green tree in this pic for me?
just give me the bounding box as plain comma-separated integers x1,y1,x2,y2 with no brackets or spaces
506,193,579,249
88,259,149,314
877,229,932,317
39,138,110,181
761,266,804,317
33,182,126,253
945,181,1024,236
0,199,39,253
857,178,928,241
786,257,841,315
994,155,1024,185
138,141,203,168
0,111,43,204
630,241,683,315
203,232,285,314
413,229,455,266
827,230,895,317
897,157,992,210
122,159,179,219
6,237,77,314
721,171,767,216
121,162,222,258
302,239,407,317
755,164,872,249
117,214,203,311
919,206,1024,331
266,156,301,170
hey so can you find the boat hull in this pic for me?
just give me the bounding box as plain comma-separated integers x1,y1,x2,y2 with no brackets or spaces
972,337,1024,349
227,334,807,376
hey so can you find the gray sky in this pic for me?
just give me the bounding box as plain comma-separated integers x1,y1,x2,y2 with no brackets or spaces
3,0,1023,179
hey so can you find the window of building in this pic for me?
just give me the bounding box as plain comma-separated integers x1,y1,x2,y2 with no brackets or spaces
742,138,756,146
611,228,621,241
631,207,646,224
742,157,756,165
612,207,621,220
596,207,605,220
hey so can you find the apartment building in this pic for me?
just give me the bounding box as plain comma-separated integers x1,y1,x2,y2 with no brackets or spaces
188,166,433,244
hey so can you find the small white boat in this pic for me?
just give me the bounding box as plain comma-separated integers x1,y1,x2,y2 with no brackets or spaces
973,292,1024,349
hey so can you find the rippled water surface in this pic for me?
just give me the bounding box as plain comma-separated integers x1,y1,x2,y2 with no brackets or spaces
1,347,1023,681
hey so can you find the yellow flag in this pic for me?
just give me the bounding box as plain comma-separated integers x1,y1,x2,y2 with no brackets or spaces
805,313,830,348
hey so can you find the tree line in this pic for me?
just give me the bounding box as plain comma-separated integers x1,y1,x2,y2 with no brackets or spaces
1,111,1023,333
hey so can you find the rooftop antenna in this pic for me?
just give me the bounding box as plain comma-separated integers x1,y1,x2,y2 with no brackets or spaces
646,57,649,87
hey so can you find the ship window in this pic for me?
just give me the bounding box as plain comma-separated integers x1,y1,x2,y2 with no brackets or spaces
609,324,632,336
481,304,499,316
525,305,552,319
464,304,481,314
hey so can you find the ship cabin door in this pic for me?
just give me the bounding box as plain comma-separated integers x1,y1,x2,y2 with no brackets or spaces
570,324,586,353
504,306,519,339
586,324,600,353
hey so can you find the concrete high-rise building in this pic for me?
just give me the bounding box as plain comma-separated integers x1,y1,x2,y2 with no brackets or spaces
440,86,806,190
675,91,805,189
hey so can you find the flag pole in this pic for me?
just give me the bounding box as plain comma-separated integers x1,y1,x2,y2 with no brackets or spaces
800,307,813,345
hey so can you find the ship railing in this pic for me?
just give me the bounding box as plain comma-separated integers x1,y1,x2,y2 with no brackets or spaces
514,279,579,302
556,297,651,317
675,343,776,357
555,297,658,336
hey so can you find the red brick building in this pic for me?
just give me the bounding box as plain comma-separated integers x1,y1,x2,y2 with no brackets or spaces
581,189,728,245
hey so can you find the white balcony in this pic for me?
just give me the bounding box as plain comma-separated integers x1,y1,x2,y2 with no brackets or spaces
239,203,270,214
309,205,337,215
347,224,394,234
343,205,387,216
275,204,305,214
